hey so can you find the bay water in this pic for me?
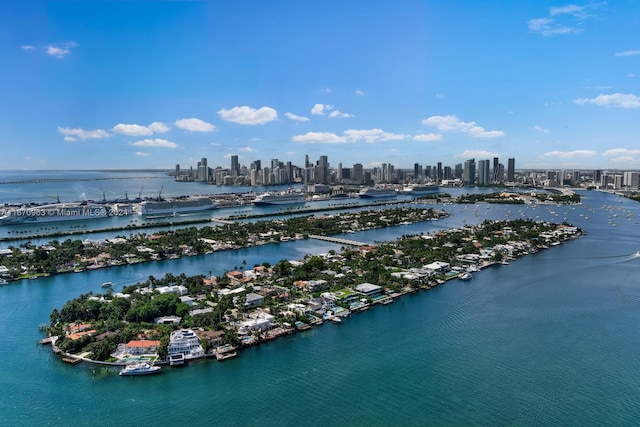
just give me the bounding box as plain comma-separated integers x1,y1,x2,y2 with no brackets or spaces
1,172,640,425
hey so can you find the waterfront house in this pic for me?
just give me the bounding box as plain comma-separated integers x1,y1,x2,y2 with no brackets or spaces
355,283,383,298
126,340,161,355
239,311,275,333
195,329,225,349
422,261,450,275
167,329,205,361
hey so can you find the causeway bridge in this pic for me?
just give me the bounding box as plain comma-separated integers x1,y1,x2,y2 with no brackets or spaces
210,218,235,225
307,234,369,246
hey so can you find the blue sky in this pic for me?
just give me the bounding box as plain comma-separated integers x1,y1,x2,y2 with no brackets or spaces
1,1,638,171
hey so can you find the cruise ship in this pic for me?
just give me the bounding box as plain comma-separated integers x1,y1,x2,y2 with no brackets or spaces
139,197,217,216
0,202,109,224
357,187,397,198
400,184,440,195
252,192,306,206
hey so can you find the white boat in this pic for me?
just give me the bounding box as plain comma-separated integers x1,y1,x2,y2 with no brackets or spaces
252,192,306,206
0,202,109,224
101,282,113,288
139,197,217,215
458,272,473,281
357,187,397,198
119,362,161,376
401,184,440,195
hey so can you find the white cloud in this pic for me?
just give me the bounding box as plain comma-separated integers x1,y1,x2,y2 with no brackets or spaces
239,146,256,152
422,114,505,138
603,148,640,157
413,133,442,142
329,110,353,118
174,118,216,132
343,129,406,143
130,138,178,148
285,112,309,122
532,125,551,134
57,127,110,142
292,132,348,144
20,45,35,50
45,41,77,59
528,3,603,36
148,121,170,133
573,93,640,108
217,106,278,125
550,5,587,18
135,152,151,156
355,89,364,96
112,122,170,136
629,74,636,78
112,123,153,136
610,156,635,164
311,104,333,115
615,50,640,57
455,150,500,159
542,150,596,158
293,128,406,144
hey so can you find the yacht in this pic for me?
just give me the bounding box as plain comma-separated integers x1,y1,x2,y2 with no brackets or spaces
458,272,473,281
119,362,161,376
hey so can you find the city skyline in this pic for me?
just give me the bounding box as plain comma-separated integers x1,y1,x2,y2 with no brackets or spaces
1,1,639,171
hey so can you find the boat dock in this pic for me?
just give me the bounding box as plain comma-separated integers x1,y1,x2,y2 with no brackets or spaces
307,234,369,246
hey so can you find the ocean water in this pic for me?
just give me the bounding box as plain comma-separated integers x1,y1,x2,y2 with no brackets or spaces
1,175,640,425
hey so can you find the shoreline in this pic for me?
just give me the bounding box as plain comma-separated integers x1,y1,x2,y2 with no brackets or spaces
41,218,583,371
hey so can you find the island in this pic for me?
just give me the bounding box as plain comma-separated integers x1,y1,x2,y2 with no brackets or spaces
43,218,583,369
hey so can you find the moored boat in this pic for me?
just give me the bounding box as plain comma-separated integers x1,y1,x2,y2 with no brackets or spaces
119,362,161,376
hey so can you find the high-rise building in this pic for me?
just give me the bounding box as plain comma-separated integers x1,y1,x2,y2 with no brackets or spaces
198,157,209,182
463,159,476,185
230,155,239,177
437,162,442,184
492,157,500,183
352,163,364,184
478,160,490,185
507,158,515,182
454,163,463,180
624,171,639,189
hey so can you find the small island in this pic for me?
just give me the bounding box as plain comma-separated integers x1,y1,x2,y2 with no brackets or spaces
43,218,583,371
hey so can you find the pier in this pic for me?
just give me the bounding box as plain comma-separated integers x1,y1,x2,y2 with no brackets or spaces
307,234,369,246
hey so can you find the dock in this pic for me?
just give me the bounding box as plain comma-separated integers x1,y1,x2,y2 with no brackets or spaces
307,234,369,246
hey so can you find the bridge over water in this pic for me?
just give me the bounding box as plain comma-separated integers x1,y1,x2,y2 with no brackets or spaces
307,234,370,246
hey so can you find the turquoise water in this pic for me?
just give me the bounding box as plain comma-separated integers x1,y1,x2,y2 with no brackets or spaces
1,185,640,425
